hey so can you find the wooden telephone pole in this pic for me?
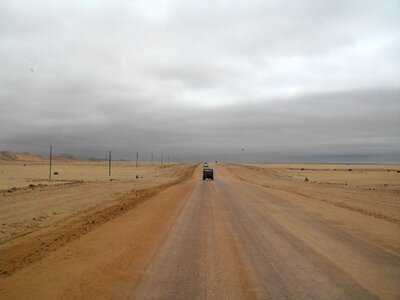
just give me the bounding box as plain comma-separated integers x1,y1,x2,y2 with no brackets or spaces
109,150,111,176
49,145,52,181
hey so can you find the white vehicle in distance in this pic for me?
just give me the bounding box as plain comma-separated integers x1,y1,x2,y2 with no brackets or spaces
203,162,208,168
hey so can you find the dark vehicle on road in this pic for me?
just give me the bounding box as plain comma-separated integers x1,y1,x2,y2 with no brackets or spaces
203,168,214,181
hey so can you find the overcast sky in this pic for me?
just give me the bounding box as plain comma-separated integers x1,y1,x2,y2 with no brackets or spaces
0,0,399,162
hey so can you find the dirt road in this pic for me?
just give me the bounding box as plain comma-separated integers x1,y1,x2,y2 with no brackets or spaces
1,165,399,299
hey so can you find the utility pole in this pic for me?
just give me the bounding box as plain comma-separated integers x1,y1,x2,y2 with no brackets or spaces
151,152,153,166
136,151,138,167
161,154,163,166
109,150,111,176
49,145,52,181
168,155,170,164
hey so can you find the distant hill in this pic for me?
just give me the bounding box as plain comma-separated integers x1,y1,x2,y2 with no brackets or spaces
53,153,77,161
88,157,108,161
0,151,80,162
0,151,45,161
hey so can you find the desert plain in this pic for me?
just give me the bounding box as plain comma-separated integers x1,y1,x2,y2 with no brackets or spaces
0,153,399,299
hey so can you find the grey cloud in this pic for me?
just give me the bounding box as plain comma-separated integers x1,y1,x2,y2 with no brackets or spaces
1,88,398,162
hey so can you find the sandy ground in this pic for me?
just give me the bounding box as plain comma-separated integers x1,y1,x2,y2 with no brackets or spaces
0,161,196,276
226,163,400,226
0,160,177,190
0,163,399,299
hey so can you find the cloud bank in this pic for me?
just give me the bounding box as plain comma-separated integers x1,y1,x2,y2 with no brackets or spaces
0,0,399,162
